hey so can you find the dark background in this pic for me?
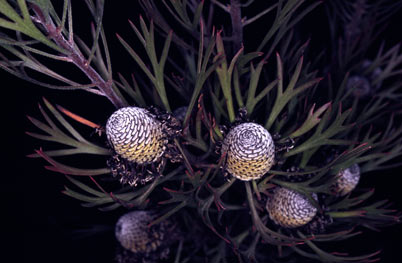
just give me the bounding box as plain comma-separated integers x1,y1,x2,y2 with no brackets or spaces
2,1,402,262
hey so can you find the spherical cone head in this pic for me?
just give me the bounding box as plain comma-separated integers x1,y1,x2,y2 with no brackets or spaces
115,211,165,254
333,163,360,196
222,122,275,181
106,107,166,164
266,187,317,228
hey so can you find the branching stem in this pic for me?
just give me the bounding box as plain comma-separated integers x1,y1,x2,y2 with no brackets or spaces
31,5,125,108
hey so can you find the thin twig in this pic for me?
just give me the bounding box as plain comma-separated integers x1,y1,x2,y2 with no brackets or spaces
229,0,243,52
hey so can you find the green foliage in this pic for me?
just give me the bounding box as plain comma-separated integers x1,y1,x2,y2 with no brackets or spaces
3,0,402,262
26,98,109,157
0,0,63,51
117,17,172,111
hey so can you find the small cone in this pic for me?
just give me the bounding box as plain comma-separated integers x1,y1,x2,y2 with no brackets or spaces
266,187,317,228
332,164,360,196
222,122,275,181
106,107,167,164
115,211,170,255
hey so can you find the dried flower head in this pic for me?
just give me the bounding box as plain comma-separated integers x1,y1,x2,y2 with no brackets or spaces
332,163,361,196
106,107,167,164
222,122,275,181
266,187,317,228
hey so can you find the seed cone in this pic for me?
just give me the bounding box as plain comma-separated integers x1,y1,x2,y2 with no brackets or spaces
222,122,275,181
332,164,360,196
115,210,171,255
106,107,167,164
266,187,317,228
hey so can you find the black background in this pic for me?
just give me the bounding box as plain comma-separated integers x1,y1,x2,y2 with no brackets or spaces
2,1,402,262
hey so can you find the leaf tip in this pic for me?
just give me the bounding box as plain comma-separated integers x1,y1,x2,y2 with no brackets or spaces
26,152,36,158
42,96,50,105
